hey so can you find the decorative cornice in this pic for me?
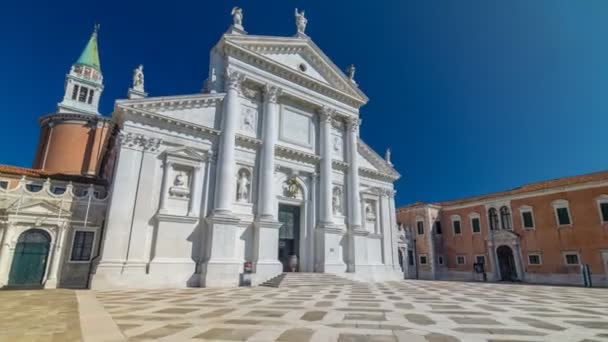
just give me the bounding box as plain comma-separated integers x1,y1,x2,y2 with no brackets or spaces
117,93,224,113
39,112,112,127
357,141,400,180
332,160,349,171
224,35,368,101
275,145,321,164
117,132,162,152
224,41,365,108
117,106,220,138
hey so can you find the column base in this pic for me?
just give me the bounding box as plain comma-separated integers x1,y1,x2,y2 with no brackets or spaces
253,219,283,285
200,213,242,287
44,279,59,289
315,223,347,273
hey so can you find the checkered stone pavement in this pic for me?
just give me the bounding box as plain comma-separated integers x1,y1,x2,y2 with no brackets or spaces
93,279,608,342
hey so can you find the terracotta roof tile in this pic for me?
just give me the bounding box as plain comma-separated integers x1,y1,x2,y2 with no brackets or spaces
0,164,107,185
398,170,608,210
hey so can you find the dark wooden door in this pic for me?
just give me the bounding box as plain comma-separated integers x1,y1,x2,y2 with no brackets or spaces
278,204,300,272
8,230,51,286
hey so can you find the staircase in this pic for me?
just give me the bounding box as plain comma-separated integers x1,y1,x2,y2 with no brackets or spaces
259,272,359,288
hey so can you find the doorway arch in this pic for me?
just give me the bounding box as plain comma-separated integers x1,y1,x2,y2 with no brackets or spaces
496,245,517,281
8,229,51,286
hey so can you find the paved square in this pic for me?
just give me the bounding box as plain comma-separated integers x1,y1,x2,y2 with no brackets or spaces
91,280,608,341
2,280,608,341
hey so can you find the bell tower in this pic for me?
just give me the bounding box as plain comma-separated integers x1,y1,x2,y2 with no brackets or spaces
57,25,104,115
33,25,113,177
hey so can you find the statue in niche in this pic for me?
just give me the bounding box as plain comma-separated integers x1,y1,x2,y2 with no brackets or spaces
365,201,376,220
332,187,342,215
133,65,144,92
295,8,307,35
283,177,300,198
236,170,250,202
169,171,190,198
231,7,244,30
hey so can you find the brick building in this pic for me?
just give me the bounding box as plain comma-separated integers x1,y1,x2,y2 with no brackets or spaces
396,171,608,286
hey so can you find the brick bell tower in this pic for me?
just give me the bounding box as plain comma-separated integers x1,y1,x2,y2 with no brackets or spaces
33,25,114,177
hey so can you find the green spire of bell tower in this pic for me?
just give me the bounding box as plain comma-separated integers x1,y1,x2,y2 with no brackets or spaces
76,24,101,71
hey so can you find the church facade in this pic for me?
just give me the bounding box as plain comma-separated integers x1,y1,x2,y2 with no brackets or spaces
90,9,401,288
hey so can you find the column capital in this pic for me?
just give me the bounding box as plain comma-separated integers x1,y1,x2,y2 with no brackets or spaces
319,106,336,123
345,117,361,132
225,70,246,91
263,84,282,103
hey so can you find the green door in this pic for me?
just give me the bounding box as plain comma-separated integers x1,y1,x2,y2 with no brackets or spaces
8,229,51,286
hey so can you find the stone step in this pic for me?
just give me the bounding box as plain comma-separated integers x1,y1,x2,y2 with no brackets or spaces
259,272,360,288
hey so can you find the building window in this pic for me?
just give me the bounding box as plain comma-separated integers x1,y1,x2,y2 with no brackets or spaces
437,255,444,265
71,85,79,100
25,183,43,192
78,86,89,103
408,250,414,266
488,208,499,230
87,89,95,104
452,216,462,235
597,196,608,224
419,255,428,265
52,186,66,195
416,220,424,235
434,221,442,235
520,206,535,229
0,180,7,189
457,255,466,265
471,216,481,233
500,206,512,229
528,254,542,265
563,252,580,266
553,200,572,226
475,255,485,264
71,231,95,261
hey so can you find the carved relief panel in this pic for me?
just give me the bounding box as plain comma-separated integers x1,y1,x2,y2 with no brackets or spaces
165,165,192,216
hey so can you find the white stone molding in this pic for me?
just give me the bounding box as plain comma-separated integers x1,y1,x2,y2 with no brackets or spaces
225,70,246,93
117,132,162,153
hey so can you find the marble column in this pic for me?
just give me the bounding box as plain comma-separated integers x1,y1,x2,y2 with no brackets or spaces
189,165,203,217
158,160,172,213
0,226,14,286
45,225,67,288
319,107,334,226
258,85,281,220
253,85,283,284
317,108,346,273
213,71,244,215
346,118,362,230
203,71,244,287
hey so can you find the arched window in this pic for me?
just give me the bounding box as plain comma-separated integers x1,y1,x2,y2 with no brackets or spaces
488,208,499,230
500,206,512,230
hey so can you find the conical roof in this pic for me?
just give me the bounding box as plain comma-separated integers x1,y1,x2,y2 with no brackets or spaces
76,25,100,71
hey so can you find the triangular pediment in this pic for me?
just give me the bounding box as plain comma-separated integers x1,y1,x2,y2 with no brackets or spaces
164,146,206,161
224,35,368,103
6,199,69,216
357,141,400,180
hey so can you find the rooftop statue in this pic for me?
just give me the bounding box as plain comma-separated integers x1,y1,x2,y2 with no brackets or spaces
347,64,356,82
295,8,308,36
133,65,144,92
231,7,244,31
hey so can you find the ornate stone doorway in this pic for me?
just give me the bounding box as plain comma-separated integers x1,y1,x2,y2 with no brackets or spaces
8,229,51,286
278,204,301,272
497,245,517,281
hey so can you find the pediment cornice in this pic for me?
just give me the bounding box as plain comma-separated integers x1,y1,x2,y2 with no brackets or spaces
358,141,400,180
223,40,367,108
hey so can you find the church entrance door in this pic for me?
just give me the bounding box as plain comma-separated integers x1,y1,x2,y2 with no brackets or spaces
8,229,51,287
278,204,300,272
496,245,517,281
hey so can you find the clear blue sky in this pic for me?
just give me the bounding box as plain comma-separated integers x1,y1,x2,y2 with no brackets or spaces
1,1,607,207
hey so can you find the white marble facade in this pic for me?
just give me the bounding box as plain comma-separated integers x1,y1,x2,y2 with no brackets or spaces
91,10,401,288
